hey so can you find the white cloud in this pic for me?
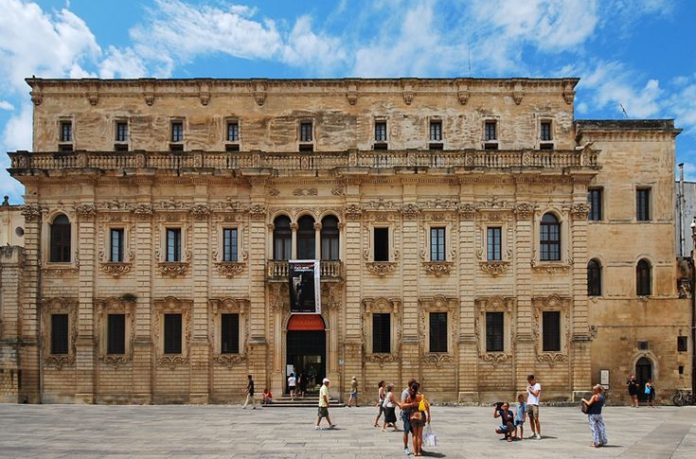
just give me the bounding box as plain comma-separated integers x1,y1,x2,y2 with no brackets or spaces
0,100,14,110
282,16,347,73
99,46,148,79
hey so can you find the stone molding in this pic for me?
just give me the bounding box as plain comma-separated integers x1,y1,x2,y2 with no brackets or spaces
40,297,78,370
365,261,397,277
479,260,510,277
422,261,453,277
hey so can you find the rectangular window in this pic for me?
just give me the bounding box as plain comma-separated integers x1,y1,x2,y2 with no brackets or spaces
542,311,561,352
484,121,497,141
225,143,240,152
51,314,69,355
60,121,72,142
487,227,502,261
58,144,74,152
166,228,181,262
429,312,448,353
299,144,314,152
372,313,391,353
115,122,128,142
637,188,651,221
375,121,387,142
429,120,442,141
222,228,238,262
107,313,126,355
227,122,239,142
485,312,504,352
678,336,688,353
300,122,313,142
540,121,552,141
430,227,446,261
114,144,129,152
588,188,603,221
110,228,124,262
373,228,389,262
171,122,184,142
221,313,240,354
163,313,182,354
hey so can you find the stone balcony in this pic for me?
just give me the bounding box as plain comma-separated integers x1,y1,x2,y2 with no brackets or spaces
8,148,599,177
266,260,343,282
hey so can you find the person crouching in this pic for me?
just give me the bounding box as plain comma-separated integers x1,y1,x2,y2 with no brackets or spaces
494,402,515,442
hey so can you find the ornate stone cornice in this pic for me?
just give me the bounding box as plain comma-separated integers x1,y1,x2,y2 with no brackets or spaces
189,204,211,220
423,261,453,277
365,261,397,277
514,203,535,219
400,203,421,218
458,203,476,219
479,261,510,277
75,203,97,218
132,204,154,219
344,204,363,220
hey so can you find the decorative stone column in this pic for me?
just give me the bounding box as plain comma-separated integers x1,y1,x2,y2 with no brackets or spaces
248,198,269,387
457,202,478,402
513,202,536,391
399,190,421,386
75,202,97,403
570,202,592,400
342,202,362,400
189,201,211,403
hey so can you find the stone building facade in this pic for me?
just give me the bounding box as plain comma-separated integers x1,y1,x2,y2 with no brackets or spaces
1,77,691,404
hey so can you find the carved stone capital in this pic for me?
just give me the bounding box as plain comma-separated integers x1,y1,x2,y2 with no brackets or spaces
514,203,535,219
158,262,189,278
344,204,363,220
400,203,421,219
458,203,476,219
75,203,97,219
423,261,453,277
20,204,42,222
570,203,590,219
132,204,154,219
189,204,211,220
248,204,267,220
479,261,510,277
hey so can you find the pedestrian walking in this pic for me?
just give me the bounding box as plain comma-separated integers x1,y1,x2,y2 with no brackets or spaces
374,380,386,427
299,370,308,398
400,378,417,456
526,374,542,439
645,379,656,407
348,376,359,407
627,374,640,407
242,374,256,409
288,373,297,400
582,384,608,447
315,378,336,430
382,383,398,431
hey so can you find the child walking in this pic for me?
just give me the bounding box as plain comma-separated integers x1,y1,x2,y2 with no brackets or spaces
515,393,527,440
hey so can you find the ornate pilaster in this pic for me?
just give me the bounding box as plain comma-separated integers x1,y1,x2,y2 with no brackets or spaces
75,201,97,403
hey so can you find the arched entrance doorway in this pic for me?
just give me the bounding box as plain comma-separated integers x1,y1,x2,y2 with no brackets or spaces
635,356,653,400
286,314,326,394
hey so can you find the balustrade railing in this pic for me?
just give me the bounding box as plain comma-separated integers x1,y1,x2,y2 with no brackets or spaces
267,260,342,281
9,148,599,173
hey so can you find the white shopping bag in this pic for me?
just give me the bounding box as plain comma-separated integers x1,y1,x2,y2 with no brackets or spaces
424,425,438,447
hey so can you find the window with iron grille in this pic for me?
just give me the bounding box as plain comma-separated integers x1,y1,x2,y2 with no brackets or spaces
51,314,69,355
166,228,181,262
300,122,313,142
678,336,688,353
542,311,561,352
372,313,391,353
485,312,504,352
60,121,72,142
540,213,561,261
273,216,292,260
373,228,389,261
636,259,652,296
110,228,124,262
636,188,651,221
484,121,497,141
107,314,126,355
375,121,387,141
540,121,552,141
227,122,239,142
163,313,182,354
587,259,602,296
222,228,238,262
50,214,71,263
587,188,603,221
429,312,448,352
221,313,240,354
115,122,128,142
429,120,442,141
487,227,502,261
430,227,446,261
321,215,340,261
171,122,184,142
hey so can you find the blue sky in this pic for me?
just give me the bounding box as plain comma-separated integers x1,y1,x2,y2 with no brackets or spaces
1,0,696,203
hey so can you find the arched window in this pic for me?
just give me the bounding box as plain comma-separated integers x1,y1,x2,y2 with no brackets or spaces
636,259,652,296
297,215,316,259
540,213,560,261
273,216,291,260
587,259,602,296
50,214,71,262
320,215,339,261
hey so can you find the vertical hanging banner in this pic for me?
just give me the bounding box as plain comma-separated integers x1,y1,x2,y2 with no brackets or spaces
288,260,321,314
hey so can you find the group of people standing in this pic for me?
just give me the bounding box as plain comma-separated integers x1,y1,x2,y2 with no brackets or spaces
493,375,542,442
626,374,656,407
286,371,309,400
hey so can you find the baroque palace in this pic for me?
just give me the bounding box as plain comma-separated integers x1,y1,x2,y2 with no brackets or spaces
0,77,692,404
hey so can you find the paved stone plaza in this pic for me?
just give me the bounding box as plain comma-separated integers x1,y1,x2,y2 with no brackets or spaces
0,404,695,458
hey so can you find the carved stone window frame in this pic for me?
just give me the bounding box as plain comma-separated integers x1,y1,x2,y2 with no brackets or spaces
156,218,191,278
366,222,397,276
418,296,458,366
40,297,77,369
224,116,241,147
531,208,571,272
362,297,401,364
478,212,512,276
153,297,192,368
99,219,134,278
532,294,571,365
209,298,250,366
94,297,136,366
213,221,247,278
41,209,78,271
474,296,516,364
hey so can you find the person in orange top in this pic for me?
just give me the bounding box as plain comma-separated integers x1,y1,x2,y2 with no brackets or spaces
262,388,273,406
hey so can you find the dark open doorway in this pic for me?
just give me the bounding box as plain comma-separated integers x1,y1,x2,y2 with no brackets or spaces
636,356,653,400
286,314,326,394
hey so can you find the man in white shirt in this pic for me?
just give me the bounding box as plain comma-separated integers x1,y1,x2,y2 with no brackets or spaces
315,378,336,430
526,374,542,439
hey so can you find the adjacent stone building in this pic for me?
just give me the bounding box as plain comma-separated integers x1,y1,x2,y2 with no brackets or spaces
1,77,691,404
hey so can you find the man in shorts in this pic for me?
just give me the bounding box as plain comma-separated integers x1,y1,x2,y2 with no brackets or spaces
526,374,542,439
315,378,336,430
400,378,417,455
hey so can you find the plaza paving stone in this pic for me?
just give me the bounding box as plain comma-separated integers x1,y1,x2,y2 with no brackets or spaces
0,404,695,458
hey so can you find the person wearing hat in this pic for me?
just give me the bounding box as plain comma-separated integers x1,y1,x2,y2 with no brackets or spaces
316,378,336,430
348,376,359,407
